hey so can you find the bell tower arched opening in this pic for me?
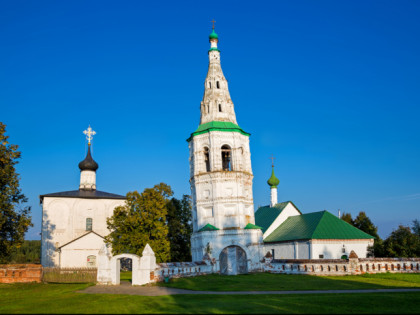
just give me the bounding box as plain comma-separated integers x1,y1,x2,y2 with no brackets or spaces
221,145,232,171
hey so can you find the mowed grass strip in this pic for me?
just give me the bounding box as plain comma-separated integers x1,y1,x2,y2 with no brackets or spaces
157,272,420,291
0,282,420,314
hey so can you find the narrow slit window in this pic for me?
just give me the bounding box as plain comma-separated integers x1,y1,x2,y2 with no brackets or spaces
209,82,212,89
219,104,222,112
216,81,220,89
204,147,210,172
86,218,92,231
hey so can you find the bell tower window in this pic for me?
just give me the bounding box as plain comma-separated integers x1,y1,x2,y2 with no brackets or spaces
86,218,92,231
204,147,210,172
219,104,222,112
216,81,220,89
221,145,232,171
209,82,211,89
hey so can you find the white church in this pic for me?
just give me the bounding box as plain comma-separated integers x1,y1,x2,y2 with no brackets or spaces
40,27,374,272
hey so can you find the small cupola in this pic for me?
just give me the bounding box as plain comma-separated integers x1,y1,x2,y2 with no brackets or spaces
209,28,218,40
267,166,280,188
78,145,99,172
267,158,280,207
79,125,98,190
208,20,220,52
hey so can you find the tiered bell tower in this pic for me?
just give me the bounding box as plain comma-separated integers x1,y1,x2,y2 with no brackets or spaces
188,25,263,274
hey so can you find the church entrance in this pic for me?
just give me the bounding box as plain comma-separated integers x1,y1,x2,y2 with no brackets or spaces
219,246,248,275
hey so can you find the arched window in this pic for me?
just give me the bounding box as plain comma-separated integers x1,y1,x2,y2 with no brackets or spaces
221,145,232,171
216,81,220,89
86,218,92,231
204,147,210,172
219,104,222,112
209,82,212,89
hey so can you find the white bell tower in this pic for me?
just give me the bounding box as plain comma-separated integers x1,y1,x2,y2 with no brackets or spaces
188,24,263,274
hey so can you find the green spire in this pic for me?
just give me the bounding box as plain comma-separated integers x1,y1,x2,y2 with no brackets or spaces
209,28,218,40
267,165,280,188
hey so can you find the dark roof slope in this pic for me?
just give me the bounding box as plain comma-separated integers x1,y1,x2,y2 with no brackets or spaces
255,201,301,233
59,231,104,249
264,210,374,243
40,189,126,203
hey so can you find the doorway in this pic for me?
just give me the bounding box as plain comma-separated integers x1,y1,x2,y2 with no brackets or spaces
219,246,248,275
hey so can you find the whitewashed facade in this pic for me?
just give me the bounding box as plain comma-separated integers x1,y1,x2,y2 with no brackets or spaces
188,29,264,274
40,138,125,268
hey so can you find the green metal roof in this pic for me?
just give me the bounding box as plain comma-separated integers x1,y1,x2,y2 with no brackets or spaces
264,210,375,243
198,223,219,232
187,121,250,142
244,223,262,230
208,47,220,52
254,201,293,234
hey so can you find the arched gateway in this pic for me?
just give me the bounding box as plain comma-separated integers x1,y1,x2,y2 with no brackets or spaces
110,254,140,285
219,246,248,275
97,243,156,286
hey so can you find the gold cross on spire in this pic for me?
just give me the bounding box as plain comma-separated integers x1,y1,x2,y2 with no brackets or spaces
269,155,275,167
211,19,216,30
83,125,96,145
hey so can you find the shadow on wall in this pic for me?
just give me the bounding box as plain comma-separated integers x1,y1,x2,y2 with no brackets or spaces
319,245,333,259
41,217,56,267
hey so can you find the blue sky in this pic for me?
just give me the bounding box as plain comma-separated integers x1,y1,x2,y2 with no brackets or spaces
1,0,419,240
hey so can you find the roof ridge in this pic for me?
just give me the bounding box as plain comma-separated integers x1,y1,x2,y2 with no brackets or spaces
308,211,326,238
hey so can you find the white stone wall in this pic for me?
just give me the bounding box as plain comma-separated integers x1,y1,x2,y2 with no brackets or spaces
41,196,125,267
264,239,373,260
59,233,106,267
79,170,96,190
311,239,373,259
263,257,420,275
264,241,310,259
189,131,254,232
191,229,263,271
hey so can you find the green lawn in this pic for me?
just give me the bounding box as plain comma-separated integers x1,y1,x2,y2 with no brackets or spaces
157,272,420,291
120,271,132,282
0,274,419,314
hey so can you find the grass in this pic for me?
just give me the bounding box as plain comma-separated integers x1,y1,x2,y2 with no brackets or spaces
157,272,420,291
120,271,132,282
0,274,419,314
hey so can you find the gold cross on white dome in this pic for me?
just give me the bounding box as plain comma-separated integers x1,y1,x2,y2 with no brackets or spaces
83,125,96,145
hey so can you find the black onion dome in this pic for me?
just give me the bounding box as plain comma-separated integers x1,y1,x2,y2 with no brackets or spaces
78,145,99,171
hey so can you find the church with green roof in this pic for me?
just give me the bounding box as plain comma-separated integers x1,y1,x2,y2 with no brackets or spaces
254,166,374,259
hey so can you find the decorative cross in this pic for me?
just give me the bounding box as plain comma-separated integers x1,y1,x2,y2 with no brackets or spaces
83,125,96,145
269,155,275,167
211,19,216,30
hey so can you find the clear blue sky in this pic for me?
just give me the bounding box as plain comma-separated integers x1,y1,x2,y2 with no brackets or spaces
1,0,419,240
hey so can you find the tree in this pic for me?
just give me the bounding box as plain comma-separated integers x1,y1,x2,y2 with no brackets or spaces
353,211,379,238
341,211,385,257
105,183,173,263
0,122,32,263
9,240,41,263
167,195,193,262
412,219,420,237
340,212,353,225
383,225,420,257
